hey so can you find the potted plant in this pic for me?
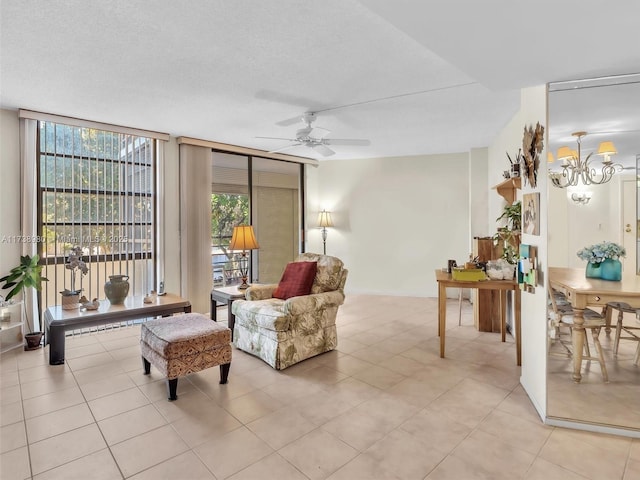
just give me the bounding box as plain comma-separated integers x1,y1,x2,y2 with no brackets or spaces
493,201,521,265
60,246,89,309
0,254,48,350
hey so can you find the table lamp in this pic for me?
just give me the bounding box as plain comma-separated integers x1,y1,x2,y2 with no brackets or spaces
229,225,260,289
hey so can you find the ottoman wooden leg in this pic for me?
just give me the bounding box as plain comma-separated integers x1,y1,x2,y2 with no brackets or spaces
167,378,178,401
142,357,151,375
220,362,230,384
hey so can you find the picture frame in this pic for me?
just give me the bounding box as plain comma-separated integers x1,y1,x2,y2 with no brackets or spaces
522,192,540,236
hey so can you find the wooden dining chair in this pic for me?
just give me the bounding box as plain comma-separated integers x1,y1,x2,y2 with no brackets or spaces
603,302,640,365
548,287,609,382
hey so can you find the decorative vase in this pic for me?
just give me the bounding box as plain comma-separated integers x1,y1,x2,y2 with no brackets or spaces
585,259,622,281
104,275,130,304
61,293,80,310
585,262,601,279
600,258,622,281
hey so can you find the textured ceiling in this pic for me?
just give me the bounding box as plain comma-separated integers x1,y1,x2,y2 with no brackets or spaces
1,0,639,161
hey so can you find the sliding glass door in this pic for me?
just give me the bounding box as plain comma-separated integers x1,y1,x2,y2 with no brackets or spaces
211,152,302,287
252,157,301,284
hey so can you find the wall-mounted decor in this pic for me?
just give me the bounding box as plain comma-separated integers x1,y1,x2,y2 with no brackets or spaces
522,192,540,236
518,244,537,293
521,122,544,188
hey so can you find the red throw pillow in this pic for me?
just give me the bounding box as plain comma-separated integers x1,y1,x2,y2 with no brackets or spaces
273,261,318,300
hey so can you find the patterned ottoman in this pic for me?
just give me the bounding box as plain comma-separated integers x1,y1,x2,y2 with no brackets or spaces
140,313,231,401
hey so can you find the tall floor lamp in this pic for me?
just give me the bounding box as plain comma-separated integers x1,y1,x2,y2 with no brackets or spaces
229,225,260,289
317,210,333,255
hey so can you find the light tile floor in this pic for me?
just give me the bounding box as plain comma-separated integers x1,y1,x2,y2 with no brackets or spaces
1,295,639,479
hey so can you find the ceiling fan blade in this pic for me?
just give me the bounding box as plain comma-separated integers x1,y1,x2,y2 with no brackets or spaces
268,143,302,154
312,144,335,156
309,127,330,138
326,139,371,146
296,126,312,136
255,136,297,141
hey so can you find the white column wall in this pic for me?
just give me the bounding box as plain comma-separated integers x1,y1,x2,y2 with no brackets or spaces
488,86,548,420
178,144,213,314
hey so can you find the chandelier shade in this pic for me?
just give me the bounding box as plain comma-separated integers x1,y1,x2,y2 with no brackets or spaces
556,146,574,161
548,131,622,188
597,141,617,160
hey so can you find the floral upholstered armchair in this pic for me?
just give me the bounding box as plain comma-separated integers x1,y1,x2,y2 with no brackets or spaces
231,253,348,370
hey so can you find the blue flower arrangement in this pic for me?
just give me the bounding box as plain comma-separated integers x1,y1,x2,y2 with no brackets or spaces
576,241,626,264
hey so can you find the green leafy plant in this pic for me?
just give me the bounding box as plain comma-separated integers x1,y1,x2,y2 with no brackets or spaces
493,201,522,264
496,201,521,232
0,254,48,333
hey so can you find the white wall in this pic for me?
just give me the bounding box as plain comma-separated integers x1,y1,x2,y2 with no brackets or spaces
307,152,470,298
548,177,630,269
547,185,569,267
0,110,21,287
488,86,548,419
469,147,490,239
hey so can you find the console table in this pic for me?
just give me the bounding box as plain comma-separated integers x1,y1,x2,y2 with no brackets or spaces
45,293,191,365
435,270,521,365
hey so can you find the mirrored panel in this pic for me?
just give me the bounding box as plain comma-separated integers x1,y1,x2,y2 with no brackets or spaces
547,74,640,431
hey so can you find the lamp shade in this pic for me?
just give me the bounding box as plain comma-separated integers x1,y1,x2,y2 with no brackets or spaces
318,210,333,228
229,225,259,251
547,152,554,163
556,146,575,161
597,141,617,156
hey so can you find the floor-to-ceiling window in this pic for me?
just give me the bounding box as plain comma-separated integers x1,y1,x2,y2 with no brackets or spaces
37,121,157,312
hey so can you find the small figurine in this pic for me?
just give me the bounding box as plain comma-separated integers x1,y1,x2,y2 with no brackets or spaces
80,296,100,310
143,291,156,304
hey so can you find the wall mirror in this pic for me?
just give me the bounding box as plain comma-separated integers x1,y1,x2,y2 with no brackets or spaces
547,73,640,432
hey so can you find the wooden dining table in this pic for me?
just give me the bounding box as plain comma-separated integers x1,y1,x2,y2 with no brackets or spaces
548,267,640,383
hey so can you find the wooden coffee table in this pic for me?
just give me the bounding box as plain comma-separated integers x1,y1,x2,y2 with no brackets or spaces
210,286,247,339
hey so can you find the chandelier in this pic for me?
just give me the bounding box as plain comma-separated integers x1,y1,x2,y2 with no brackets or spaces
549,131,622,188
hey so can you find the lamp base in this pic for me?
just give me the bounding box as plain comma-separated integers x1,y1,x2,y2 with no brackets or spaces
238,276,250,290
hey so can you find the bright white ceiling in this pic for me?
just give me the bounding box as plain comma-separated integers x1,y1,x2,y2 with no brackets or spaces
1,0,639,162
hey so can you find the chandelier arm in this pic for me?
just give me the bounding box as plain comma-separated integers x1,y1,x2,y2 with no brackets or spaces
549,167,574,188
586,163,622,185
564,165,579,186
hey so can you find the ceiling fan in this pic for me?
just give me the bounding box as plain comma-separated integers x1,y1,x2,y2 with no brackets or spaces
256,112,370,157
